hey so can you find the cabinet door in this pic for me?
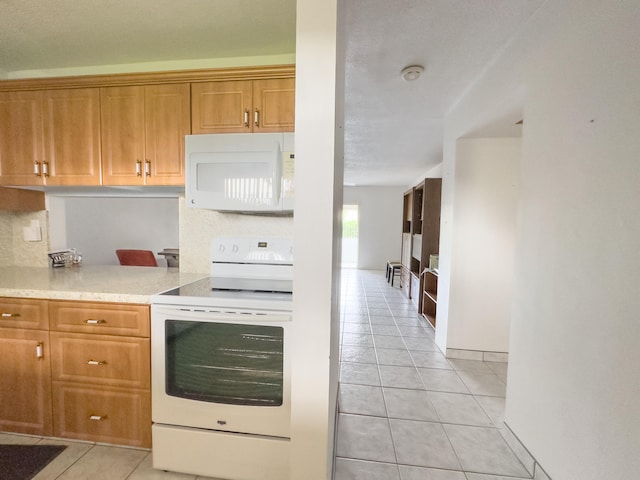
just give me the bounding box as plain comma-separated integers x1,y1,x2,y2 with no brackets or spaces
0,91,45,186
191,80,253,134
252,78,295,133
42,88,101,186
100,86,145,185
0,327,52,436
144,83,190,185
52,383,151,447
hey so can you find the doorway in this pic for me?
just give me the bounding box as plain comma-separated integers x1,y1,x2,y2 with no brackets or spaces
342,204,359,268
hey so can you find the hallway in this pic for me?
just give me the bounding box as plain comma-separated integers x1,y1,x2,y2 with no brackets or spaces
335,269,529,480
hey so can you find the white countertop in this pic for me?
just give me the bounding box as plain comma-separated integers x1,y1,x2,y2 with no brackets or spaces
0,266,207,304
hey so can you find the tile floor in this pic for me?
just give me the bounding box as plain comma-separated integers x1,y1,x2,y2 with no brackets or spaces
0,432,219,479
1,269,524,480
334,269,528,480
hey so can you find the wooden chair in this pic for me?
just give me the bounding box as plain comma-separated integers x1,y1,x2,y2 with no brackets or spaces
116,249,158,267
386,260,402,286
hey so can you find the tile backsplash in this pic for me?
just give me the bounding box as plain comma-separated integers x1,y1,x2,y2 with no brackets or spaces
0,210,49,267
179,196,294,274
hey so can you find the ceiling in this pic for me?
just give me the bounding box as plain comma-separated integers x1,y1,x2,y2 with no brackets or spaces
0,0,544,187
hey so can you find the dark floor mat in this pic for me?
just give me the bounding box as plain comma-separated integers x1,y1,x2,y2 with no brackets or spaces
0,444,66,480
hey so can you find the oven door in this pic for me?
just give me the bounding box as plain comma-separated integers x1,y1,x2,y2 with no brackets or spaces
151,304,292,438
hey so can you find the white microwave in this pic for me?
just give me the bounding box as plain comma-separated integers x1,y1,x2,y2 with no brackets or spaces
185,133,295,213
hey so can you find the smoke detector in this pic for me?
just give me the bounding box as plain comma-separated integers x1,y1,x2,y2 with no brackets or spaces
401,65,424,81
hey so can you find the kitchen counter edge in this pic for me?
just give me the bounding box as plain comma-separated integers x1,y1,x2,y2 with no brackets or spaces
0,266,207,304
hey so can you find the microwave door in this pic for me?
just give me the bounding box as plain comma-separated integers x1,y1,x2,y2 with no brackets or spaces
189,150,280,211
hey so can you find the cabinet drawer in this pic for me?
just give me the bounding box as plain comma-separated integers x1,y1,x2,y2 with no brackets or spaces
49,301,149,337
52,383,151,448
50,332,150,389
0,297,49,329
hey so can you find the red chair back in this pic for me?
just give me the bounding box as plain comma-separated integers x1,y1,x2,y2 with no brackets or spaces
116,249,158,267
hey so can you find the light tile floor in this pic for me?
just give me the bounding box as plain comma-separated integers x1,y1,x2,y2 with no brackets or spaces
334,269,530,480
0,432,220,479
1,269,526,480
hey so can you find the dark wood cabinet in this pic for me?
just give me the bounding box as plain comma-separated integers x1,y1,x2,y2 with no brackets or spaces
400,178,442,325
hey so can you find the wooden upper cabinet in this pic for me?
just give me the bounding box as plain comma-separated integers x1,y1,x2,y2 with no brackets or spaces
101,84,189,185
0,66,294,186
0,89,101,186
191,80,252,133
0,91,45,186
191,77,295,134
144,84,190,185
252,78,295,133
100,86,146,185
42,88,101,185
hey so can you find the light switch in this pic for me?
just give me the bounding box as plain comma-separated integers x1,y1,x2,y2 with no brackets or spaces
23,220,42,242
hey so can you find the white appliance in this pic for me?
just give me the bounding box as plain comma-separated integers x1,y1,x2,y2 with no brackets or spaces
151,237,293,480
185,133,295,213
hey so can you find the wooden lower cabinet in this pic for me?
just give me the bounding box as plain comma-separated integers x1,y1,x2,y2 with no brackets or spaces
410,273,420,309
50,332,150,389
0,327,52,436
0,297,52,436
52,383,151,447
49,301,150,338
400,266,411,298
421,270,438,328
49,300,151,447
0,297,151,447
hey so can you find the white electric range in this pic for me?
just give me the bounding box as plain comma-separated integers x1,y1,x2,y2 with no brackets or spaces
151,237,293,480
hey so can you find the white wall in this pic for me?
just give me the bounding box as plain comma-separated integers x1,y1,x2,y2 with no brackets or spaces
290,0,342,478
439,2,640,478
48,196,179,266
446,138,520,353
343,186,404,270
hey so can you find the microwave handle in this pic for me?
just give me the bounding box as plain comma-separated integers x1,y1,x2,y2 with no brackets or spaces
272,142,282,202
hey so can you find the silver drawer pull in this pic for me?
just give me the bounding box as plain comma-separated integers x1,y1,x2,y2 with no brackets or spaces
89,415,106,421
85,319,106,325
87,360,107,366
1,312,20,318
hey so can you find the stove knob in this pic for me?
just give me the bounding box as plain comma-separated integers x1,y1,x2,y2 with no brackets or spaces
232,244,239,252
218,245,225,252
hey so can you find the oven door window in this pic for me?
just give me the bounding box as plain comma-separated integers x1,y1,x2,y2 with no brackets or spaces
165,320,284,406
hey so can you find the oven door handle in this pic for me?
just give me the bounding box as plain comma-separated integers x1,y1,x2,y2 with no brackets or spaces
152,306,292,323
197,310,291,322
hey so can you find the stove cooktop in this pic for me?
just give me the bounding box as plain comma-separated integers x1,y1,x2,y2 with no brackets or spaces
152,277,293,311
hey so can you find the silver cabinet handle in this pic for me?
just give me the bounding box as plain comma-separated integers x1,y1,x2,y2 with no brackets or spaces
42,161,49,177
254,109,260,127
135,160,142,176
244,109,249,127
87,360,107,366
1,312,21,318
144,159,151,177
89,415,107,421
36,343,43,359
34,162,41,176
84,319,106,325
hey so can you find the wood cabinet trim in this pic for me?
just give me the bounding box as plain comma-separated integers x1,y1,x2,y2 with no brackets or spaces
0,65,295,92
